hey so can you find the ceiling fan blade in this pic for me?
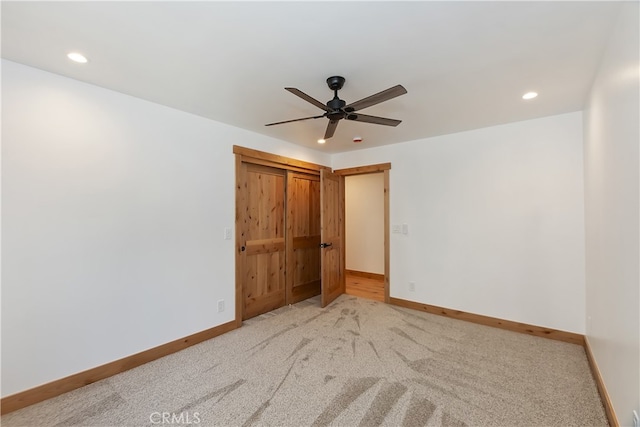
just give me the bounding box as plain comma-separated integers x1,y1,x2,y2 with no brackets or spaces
346,113,401,127
265,114,325,126
324,119,339,139
344,85,407,112
285,88,329,111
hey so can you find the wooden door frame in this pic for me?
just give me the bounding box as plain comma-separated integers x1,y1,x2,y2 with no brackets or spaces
233,145,330,327
334,163,391,303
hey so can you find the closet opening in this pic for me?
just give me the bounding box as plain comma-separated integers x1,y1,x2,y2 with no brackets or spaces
234,146,345,323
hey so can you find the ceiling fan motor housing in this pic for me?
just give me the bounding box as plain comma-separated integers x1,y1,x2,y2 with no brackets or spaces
327,97,346,109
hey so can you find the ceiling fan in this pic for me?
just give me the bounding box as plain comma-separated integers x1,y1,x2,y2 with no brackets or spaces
265,76,407,140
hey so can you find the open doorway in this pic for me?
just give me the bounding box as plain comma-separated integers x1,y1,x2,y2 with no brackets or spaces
344,173,385,301
335,163,390,303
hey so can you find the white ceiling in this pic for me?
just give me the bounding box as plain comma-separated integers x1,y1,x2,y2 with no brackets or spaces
1,1,622,153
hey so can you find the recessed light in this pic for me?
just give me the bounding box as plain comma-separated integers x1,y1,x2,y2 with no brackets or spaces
67,52,88,63
522,91,538,100
317,139,326,144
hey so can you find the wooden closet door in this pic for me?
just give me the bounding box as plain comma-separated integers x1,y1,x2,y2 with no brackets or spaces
241,163,286,320
286,172,321,304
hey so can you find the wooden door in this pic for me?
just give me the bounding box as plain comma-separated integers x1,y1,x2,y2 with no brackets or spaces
286,172,321,304
241,163,286,319
320,169,345,307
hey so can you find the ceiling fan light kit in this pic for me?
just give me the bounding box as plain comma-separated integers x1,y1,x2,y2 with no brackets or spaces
265,76,407,142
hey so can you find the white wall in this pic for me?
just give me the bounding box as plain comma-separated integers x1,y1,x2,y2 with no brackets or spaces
345,173,384,274
333,112,586,333
583,2,640,424
1,60,330,397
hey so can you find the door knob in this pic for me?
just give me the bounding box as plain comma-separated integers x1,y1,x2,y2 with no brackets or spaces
319,242,332,248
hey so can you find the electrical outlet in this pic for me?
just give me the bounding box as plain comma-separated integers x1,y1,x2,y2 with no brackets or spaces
409,282,415,292
224,227,232,240
632,410,639,427
217,300,225,313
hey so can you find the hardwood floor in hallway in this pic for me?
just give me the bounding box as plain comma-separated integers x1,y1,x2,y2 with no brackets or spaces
345,273,385,302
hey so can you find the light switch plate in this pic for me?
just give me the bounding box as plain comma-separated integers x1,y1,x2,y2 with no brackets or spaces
224,227,232,240
402,223,409,235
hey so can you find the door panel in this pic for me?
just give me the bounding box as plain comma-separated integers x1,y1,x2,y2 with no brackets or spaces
242,164,286,319
320,169,345,307
286,172,321,304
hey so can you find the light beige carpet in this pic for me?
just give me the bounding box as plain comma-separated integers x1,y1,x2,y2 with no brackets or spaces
2,295,607,427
